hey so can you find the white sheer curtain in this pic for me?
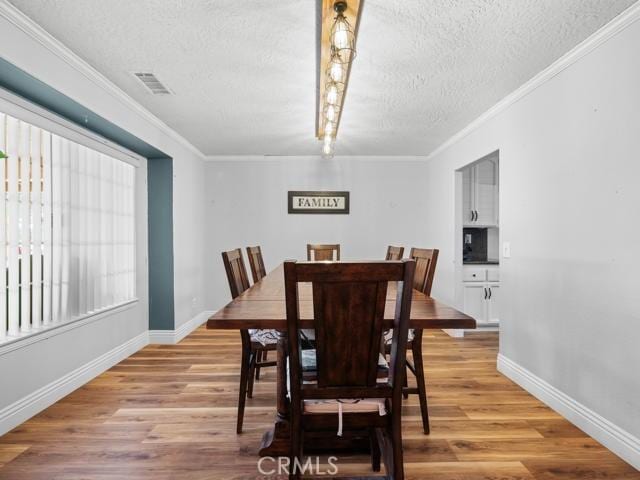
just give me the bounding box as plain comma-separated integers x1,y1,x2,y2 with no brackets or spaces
1,112,136,341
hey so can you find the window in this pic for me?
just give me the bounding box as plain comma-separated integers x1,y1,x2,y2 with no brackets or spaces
1,111,136,342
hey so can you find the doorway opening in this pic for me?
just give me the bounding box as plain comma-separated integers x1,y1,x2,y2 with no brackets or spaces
451,150,500,337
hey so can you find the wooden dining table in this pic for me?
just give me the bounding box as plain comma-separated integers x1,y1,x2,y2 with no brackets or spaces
207,263,476,456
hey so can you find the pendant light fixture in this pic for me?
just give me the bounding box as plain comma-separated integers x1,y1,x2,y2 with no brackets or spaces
317,0,362,158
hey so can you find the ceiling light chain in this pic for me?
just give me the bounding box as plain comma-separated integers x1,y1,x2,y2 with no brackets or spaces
320,0,358,159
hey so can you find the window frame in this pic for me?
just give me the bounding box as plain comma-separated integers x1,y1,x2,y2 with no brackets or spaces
0,87,142,352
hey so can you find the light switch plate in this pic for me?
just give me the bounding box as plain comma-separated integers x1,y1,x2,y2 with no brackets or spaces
503,242,511,258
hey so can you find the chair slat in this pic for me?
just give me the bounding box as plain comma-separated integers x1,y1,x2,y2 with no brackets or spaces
409,247,439,295
246,245,267,283
307,243,340,261
385,245,404,260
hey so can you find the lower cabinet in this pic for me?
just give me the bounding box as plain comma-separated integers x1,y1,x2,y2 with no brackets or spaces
463,283,500,325
486,284,499,323
463,284,486,323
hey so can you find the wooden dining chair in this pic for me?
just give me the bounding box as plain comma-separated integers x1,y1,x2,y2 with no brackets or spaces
285,260,416,480
306,243,340,261
221,248,277,434
385,247,438,435
246,245,267,283
245,246,271,380
385,245,404,260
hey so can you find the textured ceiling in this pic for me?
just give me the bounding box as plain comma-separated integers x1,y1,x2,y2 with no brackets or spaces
9,0,637,156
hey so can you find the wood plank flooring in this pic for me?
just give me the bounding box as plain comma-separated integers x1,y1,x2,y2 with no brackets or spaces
0,329,637,479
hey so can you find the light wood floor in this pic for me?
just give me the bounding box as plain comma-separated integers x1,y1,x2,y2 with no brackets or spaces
0,328,638,479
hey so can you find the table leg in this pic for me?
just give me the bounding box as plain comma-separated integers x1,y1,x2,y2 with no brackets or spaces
259,330,291,457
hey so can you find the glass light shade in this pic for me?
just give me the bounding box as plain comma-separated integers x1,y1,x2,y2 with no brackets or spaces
324,121,336,137
322,138,335,158
329,60,345,83
325,104,338,123
332,19,349,49
324,80,344,108
330,13,356,64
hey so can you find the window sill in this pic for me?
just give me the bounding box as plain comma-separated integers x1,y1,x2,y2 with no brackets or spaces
0,299,139,357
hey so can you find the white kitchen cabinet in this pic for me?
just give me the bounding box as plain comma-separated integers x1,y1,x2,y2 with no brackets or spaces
486,284,500,323
462,156,498,227
462,277,500,326
463,284,487,322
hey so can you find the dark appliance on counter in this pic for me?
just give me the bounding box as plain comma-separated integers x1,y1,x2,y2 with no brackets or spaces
463,227,489,264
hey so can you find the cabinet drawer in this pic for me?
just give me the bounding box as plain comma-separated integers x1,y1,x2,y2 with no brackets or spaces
463,268,486,282
487,268,500,282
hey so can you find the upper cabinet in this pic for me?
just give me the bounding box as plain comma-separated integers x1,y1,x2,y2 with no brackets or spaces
462,155,499,227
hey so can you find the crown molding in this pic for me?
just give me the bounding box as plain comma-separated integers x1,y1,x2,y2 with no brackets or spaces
204,154,430,162
0,0,205,160
204,155,270,162
427,1,640,160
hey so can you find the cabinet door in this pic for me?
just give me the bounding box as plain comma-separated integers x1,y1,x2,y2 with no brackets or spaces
462,167,475,224
487,284,500,322
474,158,498,226
463,284,487,322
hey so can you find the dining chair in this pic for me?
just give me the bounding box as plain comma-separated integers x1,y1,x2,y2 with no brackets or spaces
306,243,340,261
246,245,270,380
385,245,404,260
221,248,277,434
384,247,439,434
246,245,267,283
285,259,416,480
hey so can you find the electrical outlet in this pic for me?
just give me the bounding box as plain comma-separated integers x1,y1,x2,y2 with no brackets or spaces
503,242,511,258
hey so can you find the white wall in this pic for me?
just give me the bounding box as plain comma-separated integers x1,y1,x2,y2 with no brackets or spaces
204,157,430,310
421,10,640,464
0,159,148,430
173,154,206,328
0,7,207,431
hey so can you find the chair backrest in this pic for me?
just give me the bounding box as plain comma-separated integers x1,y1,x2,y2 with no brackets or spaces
221,248,250,299
409,247,439,295
385,245,404,260
285,260,415,402
307,243,340,261
246,245,267,283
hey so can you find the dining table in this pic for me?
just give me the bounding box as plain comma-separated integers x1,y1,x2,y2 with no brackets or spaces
206,262,476,456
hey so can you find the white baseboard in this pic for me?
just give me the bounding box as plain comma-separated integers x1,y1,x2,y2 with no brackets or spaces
149,310,214,344
497,353,640,470
0,330,149,436
442,329,465,338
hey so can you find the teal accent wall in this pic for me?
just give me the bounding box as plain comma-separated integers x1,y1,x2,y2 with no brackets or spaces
0,56,176,330
147,158,175,330
0,56,166,158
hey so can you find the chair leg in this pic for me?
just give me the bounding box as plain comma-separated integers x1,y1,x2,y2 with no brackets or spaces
247,351,257,399
369,427,381,472
236,347,251,434
390,411,404,480
412,339,430,434
255,350,263,381
289,426,302,479
375,427,391,476
402,361,409,399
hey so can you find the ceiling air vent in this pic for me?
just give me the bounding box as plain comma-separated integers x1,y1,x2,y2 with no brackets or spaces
132,72,173,95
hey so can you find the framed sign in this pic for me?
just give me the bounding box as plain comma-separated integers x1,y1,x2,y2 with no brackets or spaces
288,191,350,214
